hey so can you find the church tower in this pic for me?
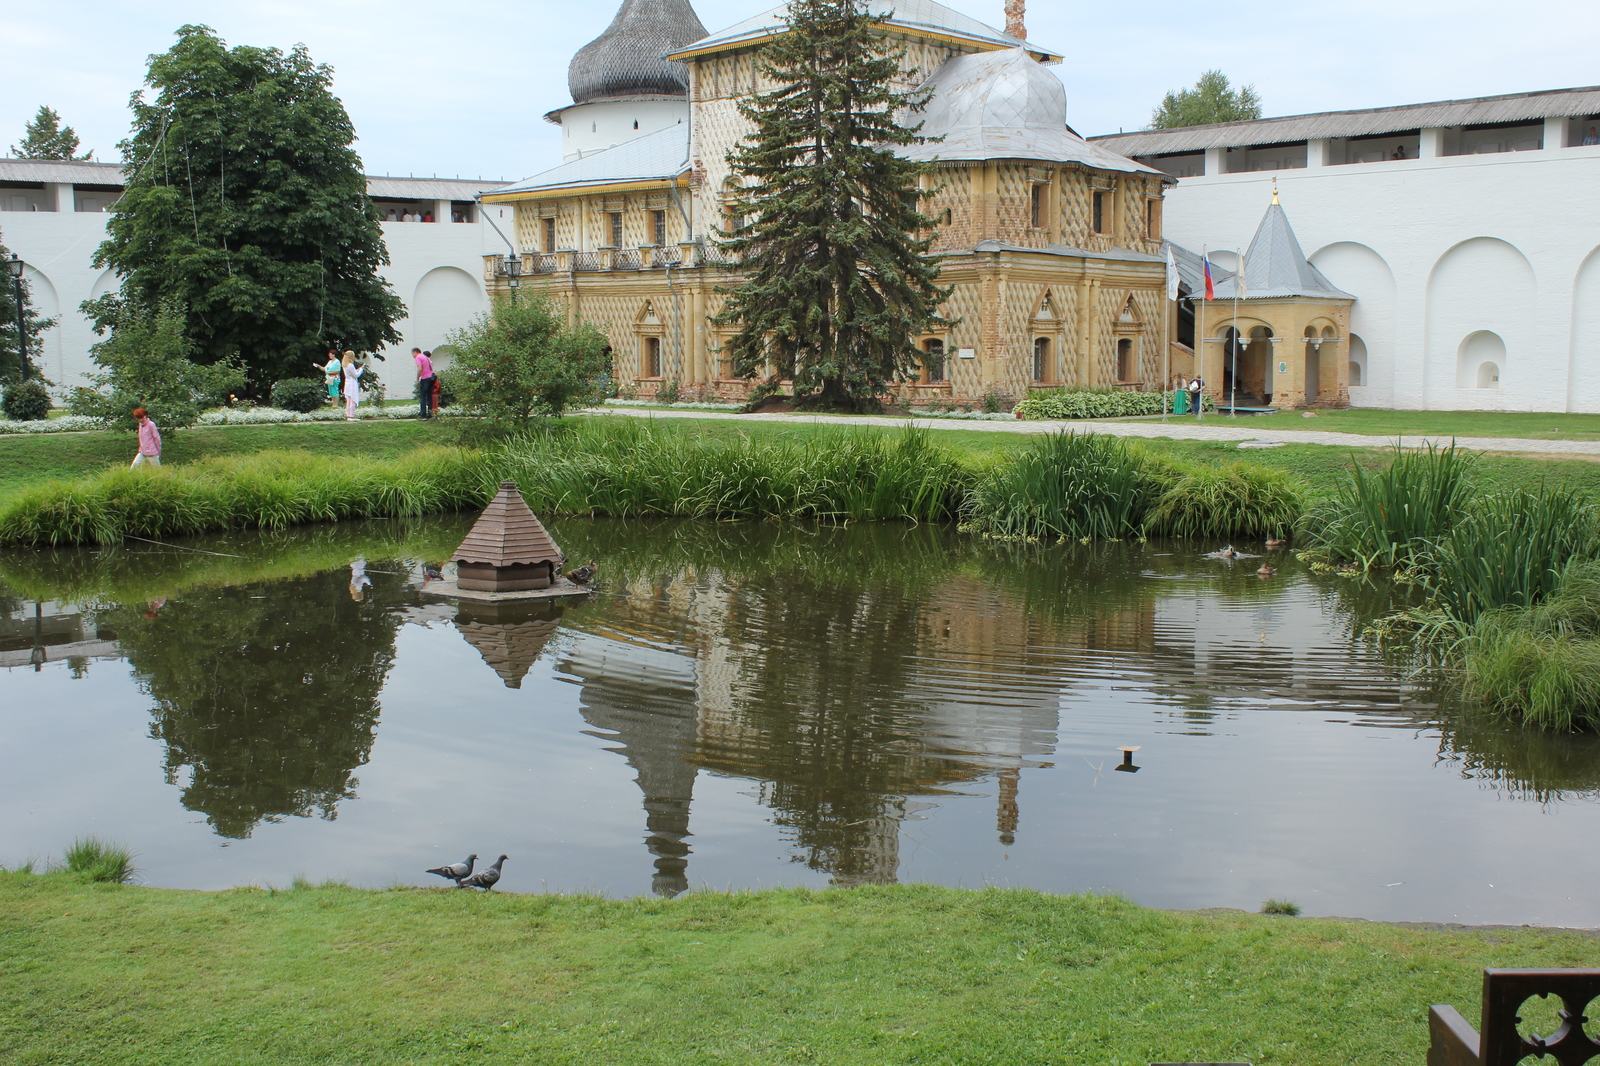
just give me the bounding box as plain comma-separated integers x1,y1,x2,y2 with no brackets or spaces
544,0,708,162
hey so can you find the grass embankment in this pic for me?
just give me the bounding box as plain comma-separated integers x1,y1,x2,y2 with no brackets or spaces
2,876,1591,1066
0,421,1302,546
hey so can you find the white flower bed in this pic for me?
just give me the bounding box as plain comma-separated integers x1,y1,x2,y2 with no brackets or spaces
0,414,106,434
908,410,1015,421
603,398,745,412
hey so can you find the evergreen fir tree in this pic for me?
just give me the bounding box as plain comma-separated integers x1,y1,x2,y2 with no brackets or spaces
0,229,56,382
11,106,93,160
712,0,950,412
91,25,404,393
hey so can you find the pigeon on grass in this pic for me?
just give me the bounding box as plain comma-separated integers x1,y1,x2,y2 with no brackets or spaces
425,853,476,884
458,855,507,891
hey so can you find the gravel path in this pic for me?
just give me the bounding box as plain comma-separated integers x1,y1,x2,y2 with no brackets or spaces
588,407,1600,457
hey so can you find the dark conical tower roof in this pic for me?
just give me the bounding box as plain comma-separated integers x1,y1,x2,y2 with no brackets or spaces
569,0,708,104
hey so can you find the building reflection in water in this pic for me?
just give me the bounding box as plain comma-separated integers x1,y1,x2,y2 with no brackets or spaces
453,599,565,689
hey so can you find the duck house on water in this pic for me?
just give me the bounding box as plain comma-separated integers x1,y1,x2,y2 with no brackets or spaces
454,481,567,592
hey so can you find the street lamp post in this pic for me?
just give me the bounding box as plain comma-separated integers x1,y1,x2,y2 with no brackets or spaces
502,251,522,303
6,254,27,382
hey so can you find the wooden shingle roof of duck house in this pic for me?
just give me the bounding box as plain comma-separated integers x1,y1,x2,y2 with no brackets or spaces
453,481,566,592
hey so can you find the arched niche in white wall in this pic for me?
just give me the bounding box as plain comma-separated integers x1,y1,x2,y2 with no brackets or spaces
20,264,62,382
1348,333,1367,386
1310,242,1394,405
1569,247,1600,412
1457,330,1504,389
89,269,118,301
1424,238,1534,409
408,267,486,346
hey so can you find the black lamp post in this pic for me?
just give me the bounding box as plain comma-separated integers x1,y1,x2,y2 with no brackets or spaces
6,254,26,382
502,251,522,302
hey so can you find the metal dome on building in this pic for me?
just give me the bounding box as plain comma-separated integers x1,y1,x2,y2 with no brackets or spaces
568,0,709,104
900,48,1164,176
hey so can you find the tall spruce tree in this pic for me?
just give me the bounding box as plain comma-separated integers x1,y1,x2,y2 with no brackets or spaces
0,229,55,381
1148,70,1262,130
713,0,949,411
92,25,404,392
11,106,93,160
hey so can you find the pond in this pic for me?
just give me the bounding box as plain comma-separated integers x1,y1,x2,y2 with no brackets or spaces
3,517,1598,925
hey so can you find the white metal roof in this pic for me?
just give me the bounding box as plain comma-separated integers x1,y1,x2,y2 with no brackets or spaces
668,0,1061,62
0,157,508,199
488,124,689,197
1090,85,1600,156
898,49,1163,176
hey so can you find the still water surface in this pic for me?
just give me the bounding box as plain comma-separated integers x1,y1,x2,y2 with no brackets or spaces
4,518,1598,925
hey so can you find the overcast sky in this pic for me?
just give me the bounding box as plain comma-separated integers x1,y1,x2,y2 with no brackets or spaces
4,0,1596,185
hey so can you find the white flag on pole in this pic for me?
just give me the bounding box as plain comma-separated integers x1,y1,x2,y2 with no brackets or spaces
1235,250,1247,300
1165,244,1179,302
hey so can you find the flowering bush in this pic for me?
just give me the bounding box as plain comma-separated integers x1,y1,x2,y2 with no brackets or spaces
0,414,105,434
602,398,745,412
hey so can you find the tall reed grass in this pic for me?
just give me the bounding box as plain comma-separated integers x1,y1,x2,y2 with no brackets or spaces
1300,444,1475,568
959,432,1154,540
1460,562,1600,730
1145,462,1304,539
1423,488,1600,627
0,447,493,546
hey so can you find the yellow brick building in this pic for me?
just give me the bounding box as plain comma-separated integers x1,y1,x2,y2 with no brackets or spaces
480,0,1179,407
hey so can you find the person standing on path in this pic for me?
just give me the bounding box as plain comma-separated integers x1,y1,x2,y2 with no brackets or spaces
316,349,342,406
341,351,363,421
131,407,161,468
1187,376,1205,419
412,347,435,420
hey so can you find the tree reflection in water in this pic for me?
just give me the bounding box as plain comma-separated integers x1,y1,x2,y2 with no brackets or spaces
106,568,406,839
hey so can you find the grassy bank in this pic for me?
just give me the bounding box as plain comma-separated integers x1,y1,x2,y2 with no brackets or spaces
1113,408,1600,441
2,876,1592,1066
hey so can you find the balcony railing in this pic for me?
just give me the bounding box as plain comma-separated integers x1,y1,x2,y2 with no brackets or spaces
484,242,746,281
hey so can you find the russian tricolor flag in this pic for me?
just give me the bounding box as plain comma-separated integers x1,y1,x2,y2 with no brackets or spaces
1202,251,1215,301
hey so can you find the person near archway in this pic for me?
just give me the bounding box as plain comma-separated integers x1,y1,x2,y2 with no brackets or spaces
413,347,435,420
341,351,363,421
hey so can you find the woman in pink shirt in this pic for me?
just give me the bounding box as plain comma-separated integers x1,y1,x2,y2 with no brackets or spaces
131,407,162,468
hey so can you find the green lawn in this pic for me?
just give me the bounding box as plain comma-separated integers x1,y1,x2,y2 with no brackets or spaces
2,875,1587,1066
1113,408,1600,441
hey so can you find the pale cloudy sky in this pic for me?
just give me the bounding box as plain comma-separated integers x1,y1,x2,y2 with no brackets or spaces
3,0,1596,185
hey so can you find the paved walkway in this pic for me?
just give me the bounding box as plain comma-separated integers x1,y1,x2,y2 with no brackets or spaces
587,407,1600,457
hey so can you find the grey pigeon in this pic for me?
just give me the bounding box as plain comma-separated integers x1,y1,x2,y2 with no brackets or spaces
425,853,476,884
458,854,506,891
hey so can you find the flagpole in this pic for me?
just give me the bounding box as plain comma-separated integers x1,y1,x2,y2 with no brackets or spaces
1229,245,1241,419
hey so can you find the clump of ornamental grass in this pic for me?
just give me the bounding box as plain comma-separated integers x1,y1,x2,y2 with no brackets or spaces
1259,899,1301,916
1144,461,1304,540
495,419,969,523
1301,443,1475,568
61,836,136,884
1458,562,1600,731
959,431,1155,540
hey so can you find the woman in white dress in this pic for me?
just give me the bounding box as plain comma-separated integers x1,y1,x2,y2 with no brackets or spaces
341,351,362,420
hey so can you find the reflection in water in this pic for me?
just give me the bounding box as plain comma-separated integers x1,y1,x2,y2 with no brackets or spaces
104,568,406,838
9,516,1600,913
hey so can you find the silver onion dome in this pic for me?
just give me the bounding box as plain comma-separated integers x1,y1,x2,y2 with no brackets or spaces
916,47,1066,135
568,0,709,104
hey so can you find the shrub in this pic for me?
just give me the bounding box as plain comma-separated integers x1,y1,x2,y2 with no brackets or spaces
960,432,1156,540
62,836,136,884
1300,443,1475,568
981,390,1004,414
1145,461,1304,539
69,299,244,430
1014,388,1208,421
2,379,52,421
1260,899,1301,916
270,377,327,413
434,369,460,408
446,291,610,424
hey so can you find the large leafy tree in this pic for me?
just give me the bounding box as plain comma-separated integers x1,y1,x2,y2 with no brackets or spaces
0,229,55,382
713,0,949,412
93,25,404,393
1149,70,1262,129
10,106,93,160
